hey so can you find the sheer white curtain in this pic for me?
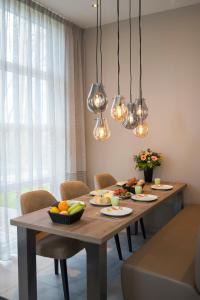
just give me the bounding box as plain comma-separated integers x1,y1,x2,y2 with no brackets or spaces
0,0,86,260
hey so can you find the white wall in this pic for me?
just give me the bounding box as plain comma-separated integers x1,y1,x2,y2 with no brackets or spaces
84,4,200,205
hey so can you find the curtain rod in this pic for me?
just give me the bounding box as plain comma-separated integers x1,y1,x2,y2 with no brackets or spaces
18,0,83,30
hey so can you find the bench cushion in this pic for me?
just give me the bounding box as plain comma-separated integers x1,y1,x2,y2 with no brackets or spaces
121,205,200,300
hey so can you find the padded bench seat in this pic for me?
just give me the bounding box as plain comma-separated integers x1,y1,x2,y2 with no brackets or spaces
121,205,200,300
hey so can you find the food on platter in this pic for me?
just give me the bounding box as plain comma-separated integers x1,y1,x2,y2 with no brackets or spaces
93,195,111,205
127,178,138,186
113,188,131,198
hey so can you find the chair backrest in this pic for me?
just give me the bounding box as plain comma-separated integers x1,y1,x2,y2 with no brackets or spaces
60,181,90,200
20,190,56,214
195,230,200,292
94,173,117,189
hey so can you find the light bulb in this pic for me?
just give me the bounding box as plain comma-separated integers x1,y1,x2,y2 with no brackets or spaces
94,94,103,108
87,83,108,113
133,121,149,138
122,102,138,129
111,95,127,122
136,105,142,117
134,98,148,121
93,116,111,141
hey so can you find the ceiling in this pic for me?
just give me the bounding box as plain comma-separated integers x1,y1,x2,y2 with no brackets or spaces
36,0,200,28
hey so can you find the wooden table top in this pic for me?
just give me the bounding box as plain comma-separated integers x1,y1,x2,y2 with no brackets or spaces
11,182,186,245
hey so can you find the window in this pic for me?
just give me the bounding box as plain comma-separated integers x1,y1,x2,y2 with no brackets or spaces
0,0,66,258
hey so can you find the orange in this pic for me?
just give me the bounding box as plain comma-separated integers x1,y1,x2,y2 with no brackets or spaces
50,206,59,214
58,200,69,212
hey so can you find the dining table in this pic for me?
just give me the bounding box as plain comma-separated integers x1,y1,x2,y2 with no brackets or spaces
10,181,186,300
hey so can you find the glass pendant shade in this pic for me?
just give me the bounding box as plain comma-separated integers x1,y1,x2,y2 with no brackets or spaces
93,116,111,141
122,102,138,129
87,83,108,114
133,120,149,138
134,98,148,121
111,95,127,122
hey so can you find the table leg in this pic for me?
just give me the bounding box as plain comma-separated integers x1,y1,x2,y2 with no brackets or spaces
86,242,107,300
17,227,37,300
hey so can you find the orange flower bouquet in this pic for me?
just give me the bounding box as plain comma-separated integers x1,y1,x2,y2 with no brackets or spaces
134,149,162,182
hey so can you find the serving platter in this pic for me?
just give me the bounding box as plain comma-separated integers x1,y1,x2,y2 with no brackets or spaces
89,198,112,207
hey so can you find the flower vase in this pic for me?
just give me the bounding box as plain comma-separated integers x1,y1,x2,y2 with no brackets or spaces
144,168,153,183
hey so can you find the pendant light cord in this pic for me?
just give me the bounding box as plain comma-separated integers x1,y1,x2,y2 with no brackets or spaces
139,0,142,99
96,0,99,82
117,0,120,95
100,0,103,83
129,0,132,102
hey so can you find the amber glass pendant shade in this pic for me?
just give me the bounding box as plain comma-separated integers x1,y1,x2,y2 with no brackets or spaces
111,95,127,122
93,115,111,141
133,120,149,138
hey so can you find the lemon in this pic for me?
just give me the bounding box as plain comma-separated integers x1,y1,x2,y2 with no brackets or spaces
50,206,59,214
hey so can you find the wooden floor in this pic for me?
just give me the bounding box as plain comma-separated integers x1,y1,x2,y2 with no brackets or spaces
0,231,146,300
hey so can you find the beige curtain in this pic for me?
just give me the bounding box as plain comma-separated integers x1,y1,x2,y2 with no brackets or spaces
64,25,86,182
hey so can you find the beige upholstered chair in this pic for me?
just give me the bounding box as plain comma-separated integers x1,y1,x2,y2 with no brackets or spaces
94,173,117,189
60,180,90,200
20,190,84,300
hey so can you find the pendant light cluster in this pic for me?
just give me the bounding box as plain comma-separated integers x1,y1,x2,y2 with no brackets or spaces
87,0,149,141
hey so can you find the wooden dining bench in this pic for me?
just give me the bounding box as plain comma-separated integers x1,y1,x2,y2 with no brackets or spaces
121,204,200,300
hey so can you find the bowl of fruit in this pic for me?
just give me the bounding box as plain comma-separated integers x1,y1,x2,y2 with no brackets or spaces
48,200,85,224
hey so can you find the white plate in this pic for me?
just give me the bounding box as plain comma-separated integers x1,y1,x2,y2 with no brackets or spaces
116,181,128,186
89,198,111,207
131,194,158,202
101,206,133,217
89,190,112,196
67,200,85,206
151,184,173,190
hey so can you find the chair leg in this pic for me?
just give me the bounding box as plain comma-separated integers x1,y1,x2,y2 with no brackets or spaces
126,226,132,252
60,260,70,300
114,234,123,260
134,221,138,235
54,259,59,275
140,218,146,239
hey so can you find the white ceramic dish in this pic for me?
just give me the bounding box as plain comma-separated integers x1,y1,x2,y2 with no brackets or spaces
100,206,133,217
89,198,111,207
151,184,173,190
131,194,158,202
89,190,112,196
